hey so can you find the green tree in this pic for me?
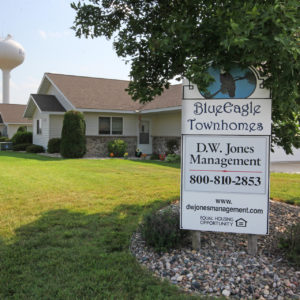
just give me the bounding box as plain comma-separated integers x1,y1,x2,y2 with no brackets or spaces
71,0,300,153
60,110,86,158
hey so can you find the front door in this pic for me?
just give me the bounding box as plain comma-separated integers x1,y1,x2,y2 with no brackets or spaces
138,120,152,154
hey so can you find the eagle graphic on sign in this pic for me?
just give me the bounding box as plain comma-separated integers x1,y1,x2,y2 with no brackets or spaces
200,64,257,99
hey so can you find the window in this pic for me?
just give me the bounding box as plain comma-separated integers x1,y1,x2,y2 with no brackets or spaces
112,117,123,135
36,119,42,134
99,117,110,134
99,117,123,135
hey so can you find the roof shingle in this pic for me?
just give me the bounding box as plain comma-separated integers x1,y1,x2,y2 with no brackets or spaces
31,94,66,112
45,73,182,111
0,104,32,124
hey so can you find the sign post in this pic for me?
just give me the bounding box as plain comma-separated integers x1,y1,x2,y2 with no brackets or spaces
180,65,272,253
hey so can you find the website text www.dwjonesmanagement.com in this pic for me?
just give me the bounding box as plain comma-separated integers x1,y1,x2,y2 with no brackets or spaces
185,204,264,214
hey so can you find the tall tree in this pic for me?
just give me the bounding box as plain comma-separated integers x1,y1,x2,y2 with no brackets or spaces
71,0,300,153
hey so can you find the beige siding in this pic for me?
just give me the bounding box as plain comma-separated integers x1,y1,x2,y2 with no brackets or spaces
0,124,31,138
151,111,181,136
6,125,20,139
32,108,49,149
84,112,138,136
49,115,64,139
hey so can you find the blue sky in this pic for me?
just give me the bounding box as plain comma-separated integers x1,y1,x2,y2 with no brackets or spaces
0,0,131,104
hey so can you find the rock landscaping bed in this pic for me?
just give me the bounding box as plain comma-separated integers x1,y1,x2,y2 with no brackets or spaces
131,201,300,299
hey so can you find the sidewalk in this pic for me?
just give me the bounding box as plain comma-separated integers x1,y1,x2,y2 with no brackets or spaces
270,161,300,173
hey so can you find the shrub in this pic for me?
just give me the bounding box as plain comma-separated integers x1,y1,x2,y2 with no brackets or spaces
279,221,300,266
60,111,86,158
12,143,32,151
11,131,32,145
140,207,188,252
108,139,127,157
0,136,9,142
47,138,61,153
166,153,181,163
26,144,45,153
166,139,179,154
17,126,27,133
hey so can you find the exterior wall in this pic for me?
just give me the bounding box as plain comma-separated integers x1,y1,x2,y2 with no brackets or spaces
49,115,64,139
84,112,138,136
84,111,181,156
32,108,50,149
149,111,181,154
33,111,138,152
86,136,137,157
84,112,138,156
7,124,20,139
47,85,74,111
151,111,181,136
0,124,32,139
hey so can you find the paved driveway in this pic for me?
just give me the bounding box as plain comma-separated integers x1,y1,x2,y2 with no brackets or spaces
270,161,300,173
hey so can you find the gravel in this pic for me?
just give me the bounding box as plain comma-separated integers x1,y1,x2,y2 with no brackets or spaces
130,200,300,299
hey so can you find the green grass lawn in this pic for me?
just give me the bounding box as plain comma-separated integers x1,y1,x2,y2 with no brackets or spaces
0,152,299,299
0,152,197,299
270,173,300,206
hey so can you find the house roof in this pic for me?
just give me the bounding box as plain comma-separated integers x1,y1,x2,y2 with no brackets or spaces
0,104,32,124
31,94,66,112
24,94,66,118
45,73,182,112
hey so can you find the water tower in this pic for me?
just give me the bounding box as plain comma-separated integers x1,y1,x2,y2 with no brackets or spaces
0,35,25,103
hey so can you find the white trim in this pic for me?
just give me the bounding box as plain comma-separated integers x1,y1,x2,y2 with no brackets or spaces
36,73,49,94
44,74,76,110
43,112,66,115
23,96,35,117
141,106,182,114
4,122,32,125
78,108,136,114
23,96,43,118
79,106,182,114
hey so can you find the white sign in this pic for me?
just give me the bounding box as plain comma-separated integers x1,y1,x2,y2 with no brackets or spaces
181,135,270,234
182,99,272,135
180,190,269,234
183,135,269,194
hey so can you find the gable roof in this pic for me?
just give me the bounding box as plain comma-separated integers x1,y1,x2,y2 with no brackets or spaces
31,94,66,112
45,73,182,112
0,104,32,124
24,94,66,118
